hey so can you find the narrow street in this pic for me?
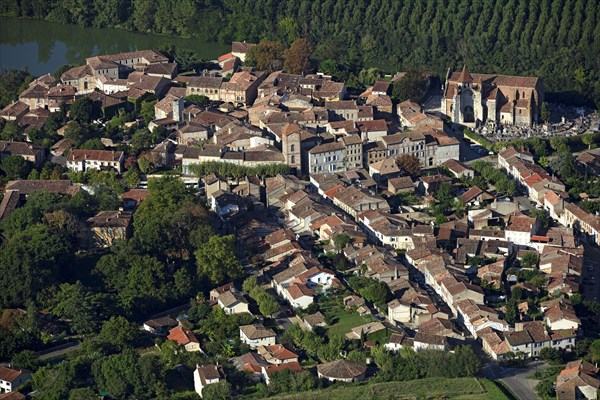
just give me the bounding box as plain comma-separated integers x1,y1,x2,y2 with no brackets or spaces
581,238,600,302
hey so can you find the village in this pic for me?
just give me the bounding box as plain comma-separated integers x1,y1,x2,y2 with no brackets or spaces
1,42,600,400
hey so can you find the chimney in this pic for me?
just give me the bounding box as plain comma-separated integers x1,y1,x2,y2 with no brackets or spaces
515,322,524,332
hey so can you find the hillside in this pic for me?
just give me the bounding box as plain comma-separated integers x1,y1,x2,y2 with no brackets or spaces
266,377,514,400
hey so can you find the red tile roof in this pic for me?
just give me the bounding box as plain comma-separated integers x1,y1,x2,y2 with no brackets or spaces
167,325,199,346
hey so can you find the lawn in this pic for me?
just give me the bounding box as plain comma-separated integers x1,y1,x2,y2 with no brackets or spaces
327,310,369,337
266,377,514,400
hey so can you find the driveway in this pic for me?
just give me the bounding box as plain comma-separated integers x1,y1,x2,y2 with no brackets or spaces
482,360,547,400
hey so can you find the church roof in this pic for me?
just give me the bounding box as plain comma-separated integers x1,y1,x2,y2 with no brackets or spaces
457,65,473,84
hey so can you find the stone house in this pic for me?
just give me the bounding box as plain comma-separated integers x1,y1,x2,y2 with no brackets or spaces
66,149,124,174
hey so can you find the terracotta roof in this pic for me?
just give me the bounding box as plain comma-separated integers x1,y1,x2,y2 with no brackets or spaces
286,283,314,300
232,41,256,53
309,141,345,154
258,344,298,361
5,180,80,195
358,119,387,132
457,65,473,83
0,140,43,157
459,186,484,203
325,100,358,110
317,359,367,379
0,366,28,382
388,176,414,189
0,392,25,400
168,325,199,346
140,62,174,76
61,64,94,81
414,332,448,346
88,50,168,64
87,210,132,228
304,311,326,327
263,361,302,376
372,81,390,93
123,189,149,204
67,149,123,162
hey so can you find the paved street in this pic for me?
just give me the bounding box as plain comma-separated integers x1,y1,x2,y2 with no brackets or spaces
37,341,81,360
482,360,547,400
581,238,600,302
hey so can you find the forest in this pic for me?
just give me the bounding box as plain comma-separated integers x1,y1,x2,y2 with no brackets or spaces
1,0,599,107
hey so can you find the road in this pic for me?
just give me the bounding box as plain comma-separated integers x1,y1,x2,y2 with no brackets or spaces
482,359,547,400
581,238,600,302
37,341,81,360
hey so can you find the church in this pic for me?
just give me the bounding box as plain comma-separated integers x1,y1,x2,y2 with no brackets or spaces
441,65,544,127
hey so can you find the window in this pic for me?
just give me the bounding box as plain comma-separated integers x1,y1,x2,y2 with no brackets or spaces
290,155,295,164
290,144,295,152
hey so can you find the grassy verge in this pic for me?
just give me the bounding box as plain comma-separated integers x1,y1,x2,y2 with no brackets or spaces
464,128,495,151
265,377,513,400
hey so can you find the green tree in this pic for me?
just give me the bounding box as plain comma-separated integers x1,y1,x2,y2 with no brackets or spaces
70,96,95,123
202,380,232,400
80,137,104,150
333,233,351,251
535,379,555,399
69,388,97,400
319,59,340,77
32,360,76,400
1,154,31,179
51,281,100,334
140,99,157,126
257,292,279,317
0,120,24,141
11,349,40,371
549,136,569,153
590,339,600,364
582,134,594,149
539,347,562,364
195,234,242,285
392,69,428,103
504,299,518,324
185,94,209,106
277,17,299,46
520,251,539,268
540,101,550,123
97,316,140,350
0,224,71,308
0,68,33,108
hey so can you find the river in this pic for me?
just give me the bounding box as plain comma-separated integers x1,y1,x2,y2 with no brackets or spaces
0,16,229,76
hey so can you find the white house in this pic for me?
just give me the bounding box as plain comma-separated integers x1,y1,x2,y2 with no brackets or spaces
217,289,250,315
66,149,125,174
240,324,276,349
0,367,32,393
193,364,225,397
413,332,448,351
384,333,413,353
284,283,314,309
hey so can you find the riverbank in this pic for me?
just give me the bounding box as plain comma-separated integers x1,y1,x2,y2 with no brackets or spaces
0,16,228,76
